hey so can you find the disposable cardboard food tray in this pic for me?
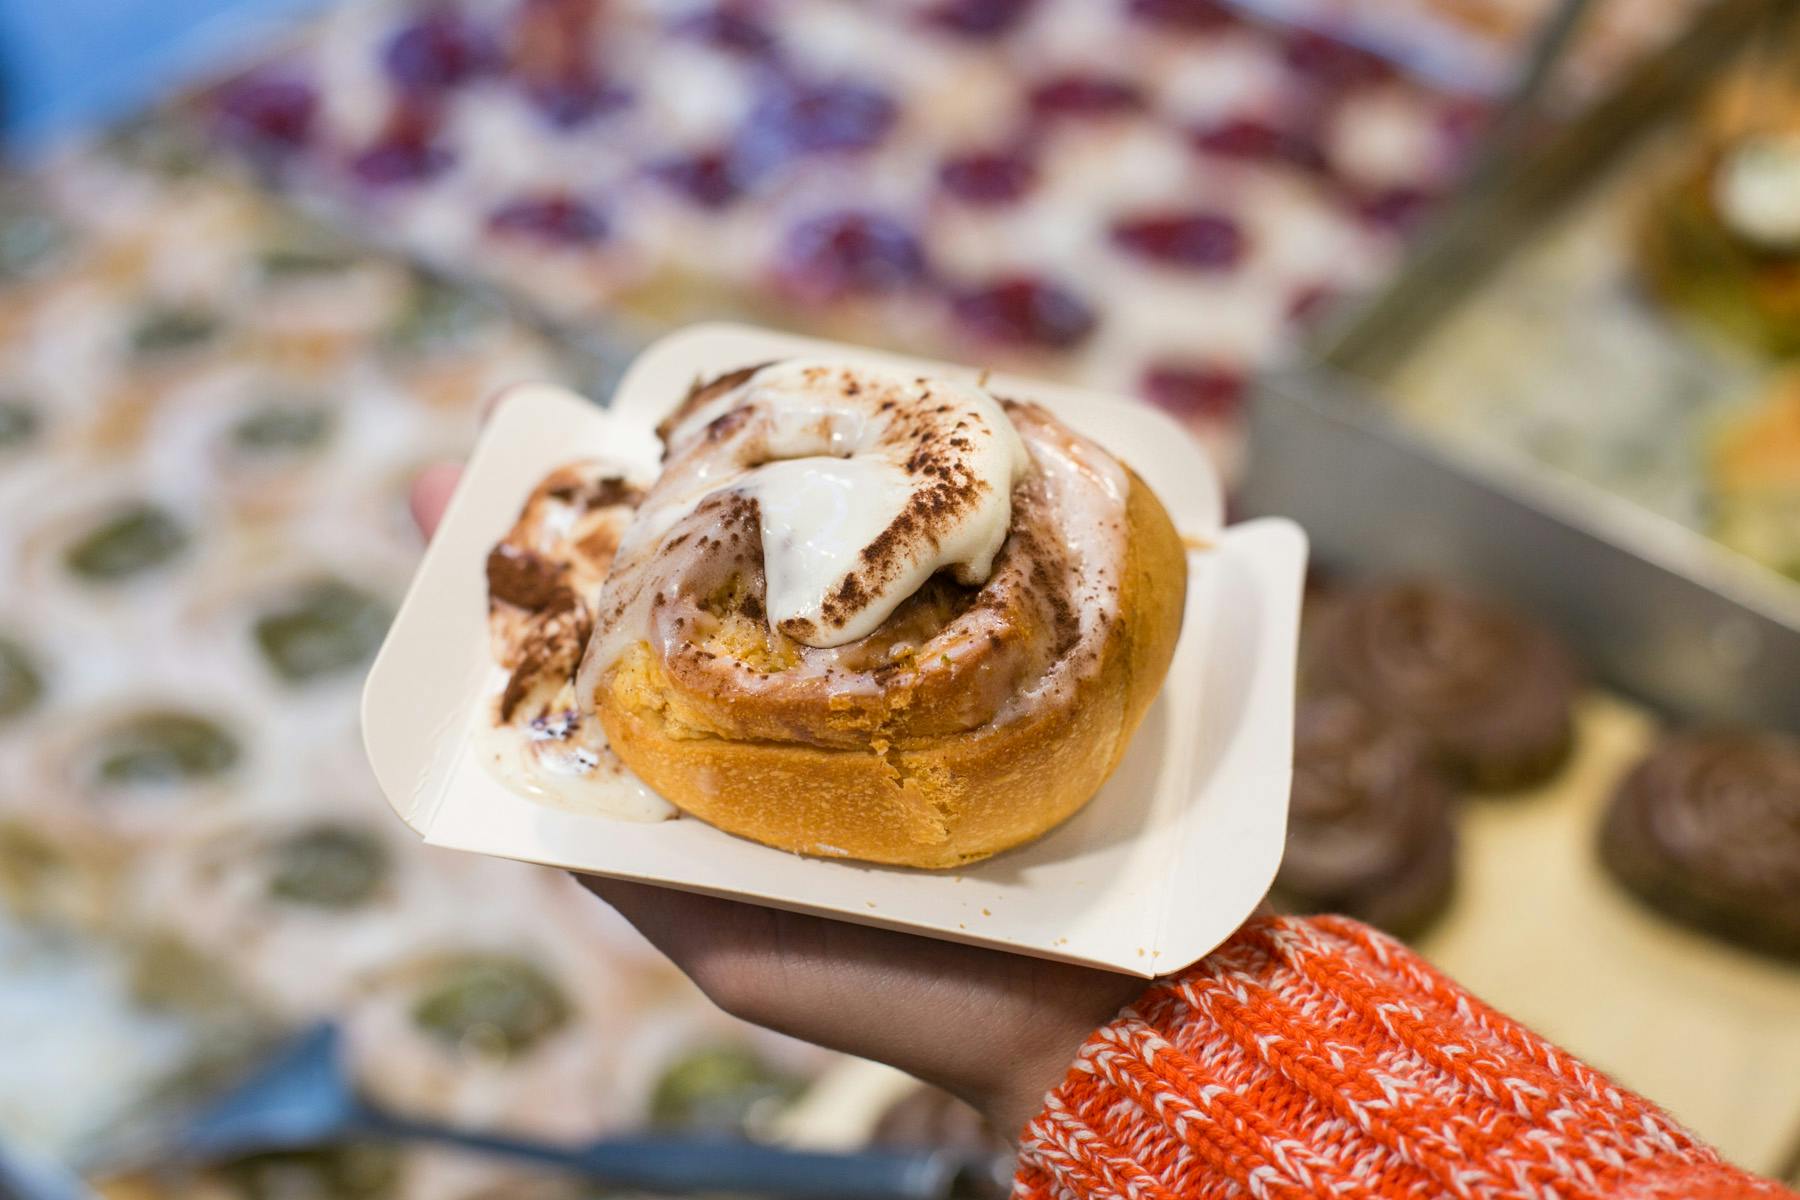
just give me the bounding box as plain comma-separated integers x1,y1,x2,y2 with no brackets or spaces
364,324,1308,978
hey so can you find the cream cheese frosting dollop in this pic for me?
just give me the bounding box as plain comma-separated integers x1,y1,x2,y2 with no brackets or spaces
610,360,1030,649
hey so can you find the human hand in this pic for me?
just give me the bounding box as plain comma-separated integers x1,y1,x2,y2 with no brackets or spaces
409,464,1145,1138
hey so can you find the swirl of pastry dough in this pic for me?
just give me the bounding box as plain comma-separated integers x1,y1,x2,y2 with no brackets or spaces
571,360,1186,867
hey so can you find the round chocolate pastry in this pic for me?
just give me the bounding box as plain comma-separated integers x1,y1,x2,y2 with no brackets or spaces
1270,693,1459,939
1599,730,1800,961
1304,580,1578,791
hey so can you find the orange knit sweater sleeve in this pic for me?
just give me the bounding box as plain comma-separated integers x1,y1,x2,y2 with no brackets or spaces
1014,915,1796,1200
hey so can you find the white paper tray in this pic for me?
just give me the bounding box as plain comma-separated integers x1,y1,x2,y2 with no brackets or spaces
363,324,1305,976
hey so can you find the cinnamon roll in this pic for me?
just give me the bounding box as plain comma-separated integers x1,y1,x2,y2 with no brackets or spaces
1598,730,1800,961
488,360,1186,867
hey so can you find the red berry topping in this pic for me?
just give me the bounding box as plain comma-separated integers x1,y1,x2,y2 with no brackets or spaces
524,70,631,129
383,10,495,93
350,109,455,186
1027,75,1144,119
1140,363,1246,420
739,81,898,171
922,0,1036,39
1357,185,1435,232
214,73,317,152
651,150,744,208
487,194,609,246
1192,116,1283,159
672,5,778,54
1191,116,1325,171
1284,30,1390,90
1127,0,1230,30
777,212,927,302
938,150,1035,205
951,276,1096,349
1110,211,1247,270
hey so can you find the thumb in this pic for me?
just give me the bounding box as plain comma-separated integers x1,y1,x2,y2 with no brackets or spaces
409,462,464,540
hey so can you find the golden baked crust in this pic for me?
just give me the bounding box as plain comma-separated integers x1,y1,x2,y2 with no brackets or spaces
594,466,1185,868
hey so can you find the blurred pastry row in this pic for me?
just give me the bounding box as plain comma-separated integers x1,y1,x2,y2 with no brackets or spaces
0,130,841,1181
189,0,1795,582
192,0,1509,468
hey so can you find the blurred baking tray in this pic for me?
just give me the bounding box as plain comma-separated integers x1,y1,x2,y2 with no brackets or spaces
1240,0,1800,732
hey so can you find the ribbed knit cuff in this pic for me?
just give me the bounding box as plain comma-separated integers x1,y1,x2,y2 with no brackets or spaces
1014,915,1788,1200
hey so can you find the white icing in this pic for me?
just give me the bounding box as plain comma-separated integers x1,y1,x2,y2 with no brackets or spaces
624,359,1030,647
477,674,675,822
477,463,674,820
1715,133,1800,249
742,456,918,635
993,410,1129,722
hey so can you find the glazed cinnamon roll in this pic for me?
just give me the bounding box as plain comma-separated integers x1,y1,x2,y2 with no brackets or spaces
559,359,1186,867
